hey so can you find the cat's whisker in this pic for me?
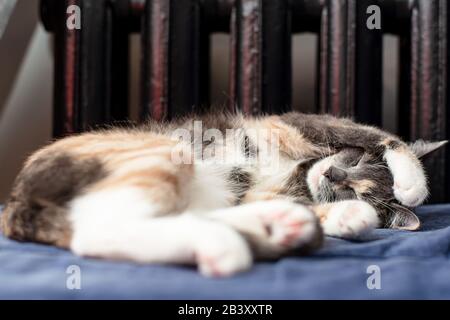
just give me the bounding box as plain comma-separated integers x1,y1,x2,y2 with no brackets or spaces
366,195,395,213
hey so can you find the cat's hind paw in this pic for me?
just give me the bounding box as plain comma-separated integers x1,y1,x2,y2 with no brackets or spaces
194,224,252,277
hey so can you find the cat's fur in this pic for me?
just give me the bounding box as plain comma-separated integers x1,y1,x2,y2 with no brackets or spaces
0,112,446,276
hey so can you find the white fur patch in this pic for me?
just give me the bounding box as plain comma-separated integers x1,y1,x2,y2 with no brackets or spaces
69,187,162,259
322,200,379,238
384,150,428,207
306,156,334,200
209,200,320,254
69,188,251,277
186,160,237,213
70,187,161,223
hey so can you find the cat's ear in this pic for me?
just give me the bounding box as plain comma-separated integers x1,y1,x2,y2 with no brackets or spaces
389,203,421,230
408,139,448,159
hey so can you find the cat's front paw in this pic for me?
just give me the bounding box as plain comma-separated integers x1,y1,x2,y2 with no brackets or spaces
322,200,379,238
257,200,322,250
384,150,428,207
194,224,252,277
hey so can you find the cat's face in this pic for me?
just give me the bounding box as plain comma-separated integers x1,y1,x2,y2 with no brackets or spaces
306,141,446,229
307,147,394,206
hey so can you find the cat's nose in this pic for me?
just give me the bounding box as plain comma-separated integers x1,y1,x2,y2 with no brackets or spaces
323,166,347,182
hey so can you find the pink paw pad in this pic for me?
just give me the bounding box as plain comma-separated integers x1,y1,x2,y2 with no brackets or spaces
260,207,316,248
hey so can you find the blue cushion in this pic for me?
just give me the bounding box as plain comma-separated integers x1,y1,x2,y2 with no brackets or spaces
1,204,450,299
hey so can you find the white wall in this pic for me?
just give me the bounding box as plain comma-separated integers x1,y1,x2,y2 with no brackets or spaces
0,24,53,200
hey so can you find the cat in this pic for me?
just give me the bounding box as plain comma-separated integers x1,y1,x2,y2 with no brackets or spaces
0,112,446,277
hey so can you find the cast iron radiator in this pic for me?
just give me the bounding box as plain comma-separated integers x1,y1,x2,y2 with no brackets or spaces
40,0,449,203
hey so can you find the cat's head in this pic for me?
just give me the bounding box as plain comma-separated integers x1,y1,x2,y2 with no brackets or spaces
306,140,447,230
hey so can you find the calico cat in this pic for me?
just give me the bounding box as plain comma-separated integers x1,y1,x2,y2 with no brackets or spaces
0,112,446,277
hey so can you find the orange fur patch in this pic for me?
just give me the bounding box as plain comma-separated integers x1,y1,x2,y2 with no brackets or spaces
245,116,323,159
348,179,375,194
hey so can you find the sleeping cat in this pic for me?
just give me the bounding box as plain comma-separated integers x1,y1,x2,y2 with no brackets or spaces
0,112,446,277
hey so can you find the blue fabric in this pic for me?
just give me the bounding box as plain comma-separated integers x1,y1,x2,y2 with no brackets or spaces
1,204,450,299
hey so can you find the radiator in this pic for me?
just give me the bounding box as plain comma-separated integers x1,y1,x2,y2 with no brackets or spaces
40,0,449,203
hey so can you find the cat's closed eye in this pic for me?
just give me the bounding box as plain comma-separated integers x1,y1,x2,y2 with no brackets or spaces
348,155,363,167
336,186,357,200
